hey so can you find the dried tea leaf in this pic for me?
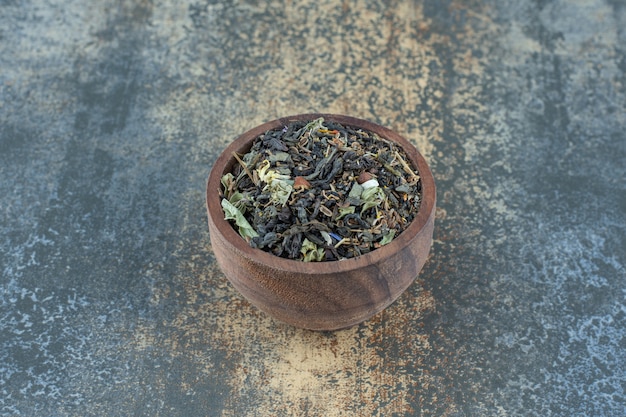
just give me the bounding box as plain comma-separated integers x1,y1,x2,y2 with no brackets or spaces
320,230,333,245
250,232,279,249
220,173,237,199
256,160,294,206
222,198,259,240
319,204,333,217
257,160,289,184
300,238,325,262
228,191,251,213
303,147,338,180
337,205,356,220
267,151,292,163
395,184,412,194
360,186,386,214
349,182,363,199
380,229,396,245
265,179,293,206
302,117,325,135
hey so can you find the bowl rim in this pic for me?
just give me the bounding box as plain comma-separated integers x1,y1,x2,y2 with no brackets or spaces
206,113,436,274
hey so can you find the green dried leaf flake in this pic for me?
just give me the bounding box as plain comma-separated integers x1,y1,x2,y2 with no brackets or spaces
303,117,325,134
220,173,236,199
256,160,294,206
337,205,356,220
360,186,386,214
265,179,293,206
221,198,259,240
320,230,333,245
267,151,292,163
395,184,412,194
348,182,363,199
228,191,252,213
380,229,396,245
300,238,325,262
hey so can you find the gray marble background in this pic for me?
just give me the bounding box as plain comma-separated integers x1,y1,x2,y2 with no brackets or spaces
1,0,624,415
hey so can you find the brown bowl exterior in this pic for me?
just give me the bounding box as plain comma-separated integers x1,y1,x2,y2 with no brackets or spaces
206,114,436,330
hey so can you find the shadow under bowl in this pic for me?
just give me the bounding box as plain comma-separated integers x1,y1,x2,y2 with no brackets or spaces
206,114,436,331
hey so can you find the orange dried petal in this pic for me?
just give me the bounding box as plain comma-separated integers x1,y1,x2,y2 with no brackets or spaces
294,176,311,189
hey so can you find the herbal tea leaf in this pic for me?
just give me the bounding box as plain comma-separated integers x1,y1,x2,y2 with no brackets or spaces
220,173,236,199
380,229,396,245
360,186,386,214
349,182,363,199
320,230,333,245
221,198,259,240
395,184,412,194
267,151,292,163
300,238,325,262
257,160,291,183
255,160,294,206
228,191,252,213
337,205,356,220
303,117,325,134
265,178,293,206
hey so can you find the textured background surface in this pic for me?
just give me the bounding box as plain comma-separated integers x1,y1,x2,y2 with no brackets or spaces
1,0,625,415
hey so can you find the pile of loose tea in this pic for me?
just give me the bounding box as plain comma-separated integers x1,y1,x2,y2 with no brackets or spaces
220,118,422,261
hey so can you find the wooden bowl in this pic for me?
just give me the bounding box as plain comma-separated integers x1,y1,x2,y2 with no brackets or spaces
206,114,436,330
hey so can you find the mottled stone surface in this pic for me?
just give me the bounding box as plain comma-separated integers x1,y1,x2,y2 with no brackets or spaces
1,0,624,415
